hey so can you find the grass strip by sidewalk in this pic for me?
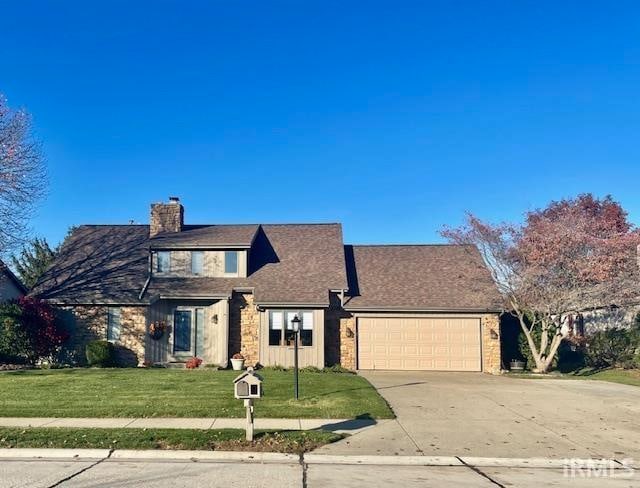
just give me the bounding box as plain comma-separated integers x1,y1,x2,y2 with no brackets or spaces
0,369,394,419
0,427,343,454
507,368,640,387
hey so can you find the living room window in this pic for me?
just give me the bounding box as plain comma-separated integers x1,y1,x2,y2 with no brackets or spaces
268,310,313,346
107,307,121,342
157,251,170,272
224,251,238,274
191,251,204,275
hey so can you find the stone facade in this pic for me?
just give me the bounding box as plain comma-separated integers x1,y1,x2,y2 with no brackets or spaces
59,305,106,365
481,313,502,374
338,315,356,370
228,292,260,366
58,305,147,366
150,200,183,237
118,307,147,366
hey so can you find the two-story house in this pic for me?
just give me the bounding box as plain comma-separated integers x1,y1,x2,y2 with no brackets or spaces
33,197,504,372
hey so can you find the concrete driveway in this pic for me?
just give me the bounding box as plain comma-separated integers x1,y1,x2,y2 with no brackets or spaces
316,371,640,459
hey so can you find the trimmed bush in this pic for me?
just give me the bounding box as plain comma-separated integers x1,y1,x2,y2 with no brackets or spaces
585,327,639,369
86,340,114,367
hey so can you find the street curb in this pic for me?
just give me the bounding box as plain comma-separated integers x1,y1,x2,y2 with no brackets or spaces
304,454,462,466
0,448,110,460
109,450,298,463
460,457,637,470
0,450,634,470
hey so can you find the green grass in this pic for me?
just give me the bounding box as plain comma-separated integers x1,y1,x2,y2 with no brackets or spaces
507,368,640,387
0,369,393,419
0,427,342,453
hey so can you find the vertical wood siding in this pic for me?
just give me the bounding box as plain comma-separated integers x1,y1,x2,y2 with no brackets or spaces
258,309,325,368
147,299,226,364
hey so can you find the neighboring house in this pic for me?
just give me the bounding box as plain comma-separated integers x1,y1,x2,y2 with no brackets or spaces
0,260,27,301
33,197,503,372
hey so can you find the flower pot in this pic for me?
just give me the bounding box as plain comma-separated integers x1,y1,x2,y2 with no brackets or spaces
510,360,526,372
231,358,245,371
149,329,164,341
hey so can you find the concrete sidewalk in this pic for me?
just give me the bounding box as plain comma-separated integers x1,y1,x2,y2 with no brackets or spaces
0,417,382,434
0,450,636,487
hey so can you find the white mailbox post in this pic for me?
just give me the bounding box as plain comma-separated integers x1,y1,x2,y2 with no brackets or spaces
233,367,263,441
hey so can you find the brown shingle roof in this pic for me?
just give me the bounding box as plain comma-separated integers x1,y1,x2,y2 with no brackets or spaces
145,224,348,305
33,223,348,306
343,244,502,311
149,224,259,248
32,225,150,304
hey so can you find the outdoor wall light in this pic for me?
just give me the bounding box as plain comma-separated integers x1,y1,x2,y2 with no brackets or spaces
212,314,218,324
490,329,498,340
346,327,354,338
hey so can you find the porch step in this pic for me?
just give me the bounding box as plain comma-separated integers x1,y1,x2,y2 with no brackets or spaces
166,362,186,369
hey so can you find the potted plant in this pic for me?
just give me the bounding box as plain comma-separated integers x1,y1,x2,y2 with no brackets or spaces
185,357,203,369
510,359,526,372
231,353,245,371
149,320,167,340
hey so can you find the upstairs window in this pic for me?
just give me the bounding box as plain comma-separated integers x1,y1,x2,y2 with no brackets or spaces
107,307,121,342
191,251,204,275
268,310,313,346
157,251,170,272
224,251,238,274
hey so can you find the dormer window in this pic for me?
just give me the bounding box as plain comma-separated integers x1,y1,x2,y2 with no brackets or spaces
157,251,170,273
191,251,204,275
224,251,238,274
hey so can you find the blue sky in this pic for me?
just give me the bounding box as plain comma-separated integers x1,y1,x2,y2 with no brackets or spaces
2,1,640,247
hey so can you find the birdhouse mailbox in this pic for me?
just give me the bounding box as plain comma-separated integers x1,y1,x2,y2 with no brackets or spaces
233,368,263,400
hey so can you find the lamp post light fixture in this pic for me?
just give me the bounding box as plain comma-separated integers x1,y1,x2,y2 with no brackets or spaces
291,314,301,400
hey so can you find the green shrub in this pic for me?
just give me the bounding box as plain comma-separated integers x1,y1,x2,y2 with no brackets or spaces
85,340,114,367
322,364,355,374
300,366,322,373
260,364,288,372
0,302,30,363
585,327,640,369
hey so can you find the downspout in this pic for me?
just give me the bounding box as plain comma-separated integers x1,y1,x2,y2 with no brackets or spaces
138,249,152,300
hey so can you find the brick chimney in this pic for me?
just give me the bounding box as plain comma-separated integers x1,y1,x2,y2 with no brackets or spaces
150,197,184,237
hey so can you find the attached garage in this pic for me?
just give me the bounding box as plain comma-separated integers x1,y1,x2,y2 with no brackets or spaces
357,316,482,371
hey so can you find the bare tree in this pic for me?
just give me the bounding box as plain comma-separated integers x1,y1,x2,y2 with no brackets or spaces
0,95,46,255
442,195,640,373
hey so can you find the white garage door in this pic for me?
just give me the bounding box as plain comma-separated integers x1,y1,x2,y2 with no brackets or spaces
357,316,482,371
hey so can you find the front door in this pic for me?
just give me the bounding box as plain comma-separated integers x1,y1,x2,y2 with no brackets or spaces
173,310,193,356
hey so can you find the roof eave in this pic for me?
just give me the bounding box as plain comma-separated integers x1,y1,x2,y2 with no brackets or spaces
343,305,503,313
149,244,252,250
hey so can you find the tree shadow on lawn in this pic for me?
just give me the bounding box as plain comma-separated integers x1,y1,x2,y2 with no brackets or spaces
316,414,377,432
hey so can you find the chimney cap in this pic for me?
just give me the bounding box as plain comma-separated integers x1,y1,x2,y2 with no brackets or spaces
168,196,180,203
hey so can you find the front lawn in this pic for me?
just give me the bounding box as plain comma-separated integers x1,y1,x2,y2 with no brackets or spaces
507,368,640,387
0,427,342,453
0,368,393,419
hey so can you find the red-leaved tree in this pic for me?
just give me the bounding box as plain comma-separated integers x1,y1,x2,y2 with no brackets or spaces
17,296,68,363
442,194,640,372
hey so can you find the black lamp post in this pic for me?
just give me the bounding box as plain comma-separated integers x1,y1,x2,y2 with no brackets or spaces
291,314,301,400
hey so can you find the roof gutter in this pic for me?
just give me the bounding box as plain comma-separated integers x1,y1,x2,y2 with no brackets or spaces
343,306,503,313
158,294,231,300
149,244,252,250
